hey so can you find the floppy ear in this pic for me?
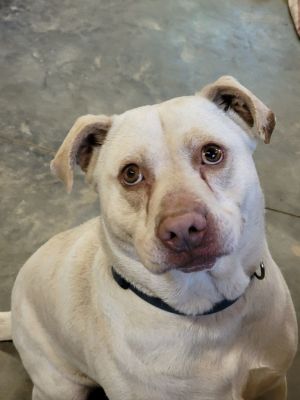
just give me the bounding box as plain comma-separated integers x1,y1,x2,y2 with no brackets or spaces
199,76,275,144
50,114,112,192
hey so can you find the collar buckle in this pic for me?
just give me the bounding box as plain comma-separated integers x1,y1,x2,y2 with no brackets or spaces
253,261,265,280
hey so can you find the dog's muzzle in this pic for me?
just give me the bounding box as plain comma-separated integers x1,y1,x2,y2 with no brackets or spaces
157,211,207,252
156,210,224,272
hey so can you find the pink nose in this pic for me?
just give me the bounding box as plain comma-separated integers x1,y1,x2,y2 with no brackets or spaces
157,212,207,252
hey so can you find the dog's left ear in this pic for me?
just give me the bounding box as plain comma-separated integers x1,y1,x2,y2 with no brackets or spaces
199,76,275,144
51,114,112,193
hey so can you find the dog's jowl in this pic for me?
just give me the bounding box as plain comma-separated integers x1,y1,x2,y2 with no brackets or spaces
0,76,297,400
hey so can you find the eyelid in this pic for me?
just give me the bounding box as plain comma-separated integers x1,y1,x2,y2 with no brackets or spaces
191,141,227,169
118,163,145,188
201,144,224,165
124,175,143,186
119,159,143,174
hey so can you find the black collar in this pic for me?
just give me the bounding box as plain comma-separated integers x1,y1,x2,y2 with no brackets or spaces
112,262,265,317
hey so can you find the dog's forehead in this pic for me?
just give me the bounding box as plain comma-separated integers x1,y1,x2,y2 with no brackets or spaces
112,96,237,142
157,95,220,134
158,96,243,146
114,104,164,142
105,95,246,167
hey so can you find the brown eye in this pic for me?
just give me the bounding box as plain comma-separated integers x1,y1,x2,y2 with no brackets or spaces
122,164,143,185
201,144,224,165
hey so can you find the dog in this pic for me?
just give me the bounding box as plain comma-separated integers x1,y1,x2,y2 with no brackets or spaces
0,76,297,400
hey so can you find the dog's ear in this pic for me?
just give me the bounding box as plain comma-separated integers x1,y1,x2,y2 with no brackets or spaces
199,76,275,144
50,114,112,192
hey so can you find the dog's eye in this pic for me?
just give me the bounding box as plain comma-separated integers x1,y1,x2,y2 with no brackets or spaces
201,144,224,165
122,164,144,185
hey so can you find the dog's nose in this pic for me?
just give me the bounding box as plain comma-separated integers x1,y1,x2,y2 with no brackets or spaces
157,212,207,252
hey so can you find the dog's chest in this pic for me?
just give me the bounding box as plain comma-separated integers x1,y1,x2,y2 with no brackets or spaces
101,312,244,399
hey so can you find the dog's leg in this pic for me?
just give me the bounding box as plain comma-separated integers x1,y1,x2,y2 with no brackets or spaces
32,381,90,400
21,351,91,400
242,370,287,400
255,376,287,400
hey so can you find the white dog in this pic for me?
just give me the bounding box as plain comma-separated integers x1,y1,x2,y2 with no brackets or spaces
0,76,297,400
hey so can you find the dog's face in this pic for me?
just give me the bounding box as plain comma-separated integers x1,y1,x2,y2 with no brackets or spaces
95,98,260,275
51,76,275,276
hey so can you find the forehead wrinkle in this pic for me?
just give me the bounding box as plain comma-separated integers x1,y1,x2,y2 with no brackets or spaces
117,148,163,175
158,96,249,152
183,128,224,151
106,105,171,174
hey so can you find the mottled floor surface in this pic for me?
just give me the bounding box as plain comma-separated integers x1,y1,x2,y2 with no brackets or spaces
0,0,299,399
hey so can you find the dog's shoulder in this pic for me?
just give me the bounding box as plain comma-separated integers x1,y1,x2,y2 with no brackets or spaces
12,217,103,314
43,216,101,254
51,216,101,243
16,217,102,281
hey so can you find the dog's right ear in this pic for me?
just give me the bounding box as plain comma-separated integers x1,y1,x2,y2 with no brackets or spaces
50,114,112,193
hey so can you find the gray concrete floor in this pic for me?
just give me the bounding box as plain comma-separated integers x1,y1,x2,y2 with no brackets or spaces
0,0,299,399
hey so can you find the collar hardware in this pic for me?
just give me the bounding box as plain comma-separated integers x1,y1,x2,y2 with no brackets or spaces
253,261,265,280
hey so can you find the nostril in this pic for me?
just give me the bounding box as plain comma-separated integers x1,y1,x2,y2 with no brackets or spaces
158,212,207,251
188,225,198,234
169,231,177,240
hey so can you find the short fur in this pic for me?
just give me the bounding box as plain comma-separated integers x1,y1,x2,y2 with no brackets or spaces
0,76,297,400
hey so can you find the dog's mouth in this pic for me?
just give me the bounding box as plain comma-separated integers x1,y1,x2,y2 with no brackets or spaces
139,247,222,275
160,248,227,274
176,255,217,273
136,222,234,275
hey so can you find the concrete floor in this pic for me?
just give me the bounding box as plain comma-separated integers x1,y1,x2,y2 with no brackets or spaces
0,0,299,398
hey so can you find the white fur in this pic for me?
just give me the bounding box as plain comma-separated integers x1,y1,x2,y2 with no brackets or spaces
1,78,297,400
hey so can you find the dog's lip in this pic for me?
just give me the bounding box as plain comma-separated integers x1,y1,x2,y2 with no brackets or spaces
176,256,217,273
145,242,229,274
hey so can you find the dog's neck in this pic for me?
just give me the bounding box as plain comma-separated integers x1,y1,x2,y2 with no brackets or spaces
101,220,267,316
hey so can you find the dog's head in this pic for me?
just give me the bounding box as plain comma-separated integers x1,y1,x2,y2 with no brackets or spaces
51,76,275,276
